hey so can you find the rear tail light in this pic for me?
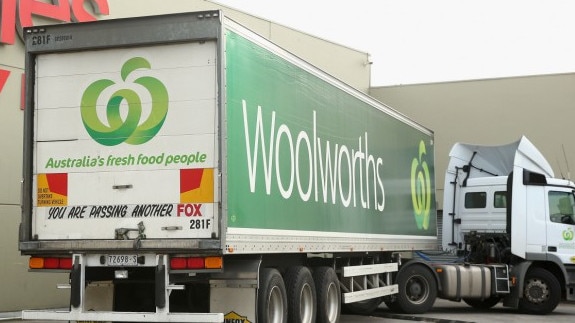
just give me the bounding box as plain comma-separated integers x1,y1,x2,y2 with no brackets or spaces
29,257,73,270
187,257,205,269
205,256,223,269
170,256,222,270
29,257,44,269
170,257,188,270
59,257,73,269
43,258,59,269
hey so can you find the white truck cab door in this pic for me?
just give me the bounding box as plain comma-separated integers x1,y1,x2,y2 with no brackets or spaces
546,189,575,263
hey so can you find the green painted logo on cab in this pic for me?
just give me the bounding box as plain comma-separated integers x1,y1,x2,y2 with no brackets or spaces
563,227,574,241
81,57,169,146
411,140,431,230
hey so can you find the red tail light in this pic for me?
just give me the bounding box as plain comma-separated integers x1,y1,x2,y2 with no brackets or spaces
187,257,204,269
59,257,73,269
43,258,60,269
29,257,73,270
170,256,222,270
170,257,188,270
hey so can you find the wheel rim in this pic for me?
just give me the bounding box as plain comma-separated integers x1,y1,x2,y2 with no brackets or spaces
524,277,550,304
406,274,430,304
300,283,314,323
268,285,285,323
325,281,339,322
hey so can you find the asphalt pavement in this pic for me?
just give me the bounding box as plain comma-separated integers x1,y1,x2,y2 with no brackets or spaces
343,298,575,323
2,299,575,322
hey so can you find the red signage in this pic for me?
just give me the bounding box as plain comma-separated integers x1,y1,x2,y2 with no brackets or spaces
0,69,10,92
1,0,110,45
0,0,109,101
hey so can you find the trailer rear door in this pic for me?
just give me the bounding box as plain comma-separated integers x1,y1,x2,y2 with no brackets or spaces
32,41,219,241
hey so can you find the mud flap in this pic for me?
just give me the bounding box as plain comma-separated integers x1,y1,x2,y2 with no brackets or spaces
503,261,530,308
210,259,260,322
155,263,166,309
70,262,82,308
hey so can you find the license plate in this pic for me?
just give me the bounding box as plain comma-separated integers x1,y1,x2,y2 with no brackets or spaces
107,255,138,266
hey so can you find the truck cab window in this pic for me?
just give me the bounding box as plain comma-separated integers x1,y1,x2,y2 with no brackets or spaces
494,191,507,208
549,191,575,224
465,192,487,209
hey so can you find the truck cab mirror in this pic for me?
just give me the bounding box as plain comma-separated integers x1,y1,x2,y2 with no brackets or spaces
561,215,575,225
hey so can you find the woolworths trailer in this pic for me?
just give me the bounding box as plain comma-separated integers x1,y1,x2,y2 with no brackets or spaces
19,11,437,322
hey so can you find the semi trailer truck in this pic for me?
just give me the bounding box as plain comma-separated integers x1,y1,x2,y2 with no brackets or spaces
18,10,574,323
20,11,438,323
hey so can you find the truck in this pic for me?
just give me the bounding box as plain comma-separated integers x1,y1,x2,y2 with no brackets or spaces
20,10,438,323
18,10,575,323
379,136,575,317
433,136,575,314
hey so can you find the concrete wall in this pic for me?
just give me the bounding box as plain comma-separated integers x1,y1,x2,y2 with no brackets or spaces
103,0,372,92
1,37,71,309
0,0,370,311
370,73,575,208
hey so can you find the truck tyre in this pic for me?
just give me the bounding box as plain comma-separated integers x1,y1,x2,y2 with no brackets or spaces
463,296,501,309
383,298,404,313
343,297,383,314
396,264,437,314
285,266,317,323
258,268,288,323
518,267,561,314
313,267,341,323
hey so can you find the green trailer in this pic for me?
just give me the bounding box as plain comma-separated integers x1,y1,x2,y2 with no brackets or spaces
20,11,437,323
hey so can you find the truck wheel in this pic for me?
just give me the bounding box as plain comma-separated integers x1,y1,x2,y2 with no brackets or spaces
258,268,288,323
463,296,501,309
313,267,341,323
285,266,317,323
343,297,382,314
396,264,437,314
383,298,404,313
518,267,561,314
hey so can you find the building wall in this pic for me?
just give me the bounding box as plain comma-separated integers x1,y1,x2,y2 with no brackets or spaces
2,33,73,310
103,0,372,92
370,73,575,208
3,0,573,312
0,0,370,311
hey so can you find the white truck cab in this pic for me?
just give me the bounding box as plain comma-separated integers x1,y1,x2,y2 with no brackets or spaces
440,136,575,314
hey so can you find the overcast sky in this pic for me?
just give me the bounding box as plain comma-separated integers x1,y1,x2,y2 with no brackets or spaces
215,0,575,86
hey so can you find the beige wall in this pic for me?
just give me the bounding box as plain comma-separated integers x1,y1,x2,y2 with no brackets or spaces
0,0,370,311
370,73,575,208
0,34,71,311
102,0,372,92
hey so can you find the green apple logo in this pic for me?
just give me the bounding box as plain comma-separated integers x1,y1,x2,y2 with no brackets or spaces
411,140,431,230
80,57,169,146
563,228,574,241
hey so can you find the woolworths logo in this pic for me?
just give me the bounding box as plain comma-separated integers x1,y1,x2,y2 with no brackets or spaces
411,140,431,230
563,228,574,241
80,57,169,146
241,100,385,211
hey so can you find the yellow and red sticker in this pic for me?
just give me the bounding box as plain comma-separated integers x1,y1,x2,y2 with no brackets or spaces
224,311,252,323
37,169,211,207
180,168,214,203
37,173,68,206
